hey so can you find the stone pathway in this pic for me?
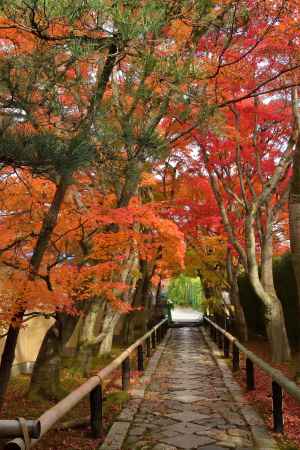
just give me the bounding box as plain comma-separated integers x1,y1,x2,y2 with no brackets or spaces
123,328,256,450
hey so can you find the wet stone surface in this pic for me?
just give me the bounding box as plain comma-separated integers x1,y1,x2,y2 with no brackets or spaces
123,328,254,450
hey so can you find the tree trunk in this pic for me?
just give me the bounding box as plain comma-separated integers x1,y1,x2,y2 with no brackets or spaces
246,214,291,362
29,312,80,400
264,296,291,363
98,307,121,355
230,276,248,341
289,194,300,309
226,250,248,341
0,175,70,408
290,94,300,298
288,132,300,379
0,325,21,406
29,323,62,400
122,259,152,345
75,299,106,375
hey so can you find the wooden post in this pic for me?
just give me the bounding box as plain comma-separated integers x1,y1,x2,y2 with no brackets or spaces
137,344,144,372
122,357,130,391
152,330,156,349
232,343,240,371
224,317,228,331
146,337,151,357
163,321,168,337
157,327,161,343
246,358,255,391
211,325,215,341
90,384,103,438
272,381,284,433
217,330,223,349
224,336,229,358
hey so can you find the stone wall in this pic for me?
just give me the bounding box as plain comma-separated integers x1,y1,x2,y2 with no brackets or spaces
0,315,55,376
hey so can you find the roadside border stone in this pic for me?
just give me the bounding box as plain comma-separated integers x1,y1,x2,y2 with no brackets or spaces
201,328,278,450
99,329,172,450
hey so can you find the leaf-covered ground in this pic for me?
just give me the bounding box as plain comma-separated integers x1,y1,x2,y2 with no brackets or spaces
0,347,143,450
234,339,300,450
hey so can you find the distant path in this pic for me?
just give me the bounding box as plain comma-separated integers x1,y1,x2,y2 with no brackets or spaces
171,306,203,323
122,327,256,449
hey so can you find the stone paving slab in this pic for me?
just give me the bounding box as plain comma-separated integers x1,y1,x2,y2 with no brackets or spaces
100,328,277,450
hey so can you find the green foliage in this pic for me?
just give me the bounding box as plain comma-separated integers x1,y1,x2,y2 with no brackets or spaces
167,274,203,308
0,133,96,177
273,253,300,348
201,294,225,315
104,391,129,413
1,0,169,38
238,272,266,337
194,0,213,16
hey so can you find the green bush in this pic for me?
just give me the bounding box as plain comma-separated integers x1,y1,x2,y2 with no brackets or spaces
273,253,300,348
238,252,300,348
238,273,266,337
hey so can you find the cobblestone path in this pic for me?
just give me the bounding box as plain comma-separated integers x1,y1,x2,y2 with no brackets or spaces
123,328,255,450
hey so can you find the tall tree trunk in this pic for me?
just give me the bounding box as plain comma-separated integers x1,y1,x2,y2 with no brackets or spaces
226,250,248,342
0,175,70,408
289,138,300,315
75,299,106,375
246,214,291,363
122,259,152,345
290,92,300,299
98,307,121,355
288,100,300,377
28,313,79,400
97,250,140,354
0,322,21,406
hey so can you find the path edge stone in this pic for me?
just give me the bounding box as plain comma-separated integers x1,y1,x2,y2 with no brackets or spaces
201,327,279,450
99,328,172,450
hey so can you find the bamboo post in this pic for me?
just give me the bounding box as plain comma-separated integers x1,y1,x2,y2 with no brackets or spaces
157,327,161,343
232,343,240,371
272,381,284,432
224,336,230,358
246,358,255,391
137,345,144,372
152,330,156,349
217,330,223,349
146,337,151,357
122,357,130,391
90,384,103,438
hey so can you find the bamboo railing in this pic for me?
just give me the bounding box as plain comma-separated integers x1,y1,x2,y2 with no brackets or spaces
2,318,168,450
204,315,300,433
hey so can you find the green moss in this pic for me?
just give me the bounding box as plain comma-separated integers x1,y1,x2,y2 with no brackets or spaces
278,443,299,450
103,391,129,412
